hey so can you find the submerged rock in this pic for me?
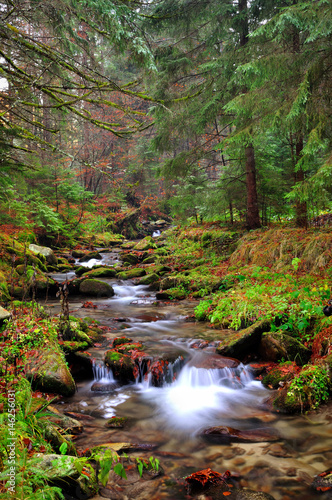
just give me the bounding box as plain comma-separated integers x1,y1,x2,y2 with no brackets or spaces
201,425,279,443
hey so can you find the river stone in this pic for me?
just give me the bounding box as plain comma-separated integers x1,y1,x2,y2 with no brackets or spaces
47,408,83,435
30,454,98,498
72,249,86,258
29,243,57,265
25,346,76,397
259,332,311,365
91,381,118,392
120,252,139,265
216,319,271,360
201,426,279,443
79,279,114,297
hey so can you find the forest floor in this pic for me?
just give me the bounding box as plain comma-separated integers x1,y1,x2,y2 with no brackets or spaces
0,220,332,499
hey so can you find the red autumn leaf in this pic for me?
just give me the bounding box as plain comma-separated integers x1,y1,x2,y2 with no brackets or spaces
223,493,232,497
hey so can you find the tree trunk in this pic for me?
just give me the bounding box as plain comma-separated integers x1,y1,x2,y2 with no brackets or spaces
239,0,261,230
245,144,261,229
294,136,307,228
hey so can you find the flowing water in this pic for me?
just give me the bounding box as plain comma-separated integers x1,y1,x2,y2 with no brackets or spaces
49,275,332,500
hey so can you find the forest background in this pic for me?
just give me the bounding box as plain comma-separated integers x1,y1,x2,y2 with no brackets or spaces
0,0,331,241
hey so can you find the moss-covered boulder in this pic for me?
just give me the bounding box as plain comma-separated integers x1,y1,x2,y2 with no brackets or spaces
216,319,271,360
79,279,114,297
259,332,311,365
120,252,139,265
72,249,86,258
0,271,10,301
133,236,157,251
116,268,146,280
139,273,160,285
82,266,117,278
25,347,76,396
29,243,57,265
104,350,136,383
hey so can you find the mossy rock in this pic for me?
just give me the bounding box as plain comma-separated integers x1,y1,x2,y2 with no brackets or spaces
139,273,160,285
105,416,128,428
82,266,117,278
78,251,102,262
29,244,57,265
113,337,133,347
60,341,90,354
30,454,98,498
0,273,10,301
142,256,156,264
216,319,271,361
74,266,89,276
72,249,86,258
121,253,139,265
133,236,157,251
262,363,299,389
154,265,172,275
25,346,76,397
259,332,311,366
79,279,114,297
116,268,146,280
104,350,136,383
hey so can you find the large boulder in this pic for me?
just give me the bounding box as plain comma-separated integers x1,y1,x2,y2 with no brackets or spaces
104,350,136,383
79,279,114,297
117,268,146,280
216,320,271,360
25,347,76,397
29,244,57,265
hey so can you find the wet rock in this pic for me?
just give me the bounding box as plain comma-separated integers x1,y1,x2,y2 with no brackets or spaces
25,347,76,397
82,266,117,278
113,337,133,347
64,412,95,421
104,350,136,383
91,381,118,392
116,268,146,280
79,251,103,262
156,291,172,300
262,443,295,458
216,320,271,361
79,279,114,297
29,243,57,265
188,354,239,369
259,332,311,365
43,421,76,455
30,454,98,498
201,426,279,443
105,416,128,428
142,256,156,264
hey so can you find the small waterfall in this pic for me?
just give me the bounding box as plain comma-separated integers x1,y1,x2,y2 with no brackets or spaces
152,229,161,237
92,360,115,382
